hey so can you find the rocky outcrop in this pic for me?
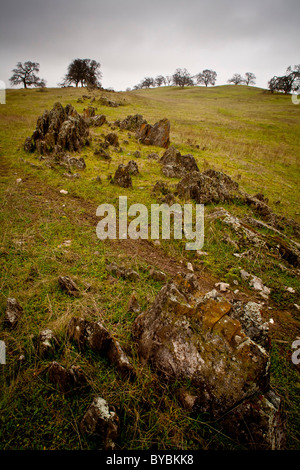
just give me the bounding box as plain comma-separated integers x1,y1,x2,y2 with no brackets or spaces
176,170,239,204
160,146,199,177
24,102,89,155
126,160,139,175
117,114,144,131
67,317,135,379
136,118,170,149
131,276,285,448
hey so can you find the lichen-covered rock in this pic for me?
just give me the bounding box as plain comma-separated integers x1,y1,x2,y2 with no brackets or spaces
67,317,135,379
160,146,199,178
87,114,106,127
118,114,144,131
131,280,284,448
4,298,23,328
66,155,86,170
37,328,59,357
79,397,119,450
176,170,239,204
24,102,89,155
112,164,132,188
136,118,170,149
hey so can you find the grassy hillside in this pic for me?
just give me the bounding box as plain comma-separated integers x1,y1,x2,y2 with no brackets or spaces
0,85,299,450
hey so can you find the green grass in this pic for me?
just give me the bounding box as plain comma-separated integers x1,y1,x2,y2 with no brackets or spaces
0,84,299,450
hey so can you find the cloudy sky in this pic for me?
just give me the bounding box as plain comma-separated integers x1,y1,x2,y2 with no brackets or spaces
0,0,299,91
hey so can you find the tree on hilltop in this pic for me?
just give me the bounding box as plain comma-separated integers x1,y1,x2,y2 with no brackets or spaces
172,68,194,88
268,65,300,94
195,69,217,87
244,72,256,86
227,73,244,85
9,61,46,89
155,75,166,87
60,58,102,88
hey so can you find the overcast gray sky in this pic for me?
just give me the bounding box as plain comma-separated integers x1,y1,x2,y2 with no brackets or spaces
0,0,299,91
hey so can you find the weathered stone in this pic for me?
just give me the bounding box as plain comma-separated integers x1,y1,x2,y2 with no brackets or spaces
66,155,86,169
58,275,80,296
67,317,135,379
79,397,119,450
4,298,23,328
132,281,271,420
136,118,170,149
106,262,140,281
83,106,96,118
25,102,89,155
118,114,144,131
112,164,132,188
105,133,119,147
88,114,106,127
231,301,270,349
126,160,139,175
48,361,88,393
220,391,285,450
160,146,199,178
37,329,59,357
176,170,239,204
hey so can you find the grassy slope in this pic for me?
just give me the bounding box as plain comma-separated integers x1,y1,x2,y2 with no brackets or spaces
0,85,299,450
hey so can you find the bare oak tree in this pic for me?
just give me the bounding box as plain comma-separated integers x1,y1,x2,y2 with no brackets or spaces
227,73,244,85
9,61,46,89
195,69,217,87
172,68,194,88
244,72,256,86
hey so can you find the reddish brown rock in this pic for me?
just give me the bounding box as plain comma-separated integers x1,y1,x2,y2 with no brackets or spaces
136,118,170,149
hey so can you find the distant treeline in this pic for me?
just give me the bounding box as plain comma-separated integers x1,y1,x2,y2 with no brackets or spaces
9,59,300,94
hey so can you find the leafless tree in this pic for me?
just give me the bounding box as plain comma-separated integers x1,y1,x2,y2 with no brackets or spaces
195,69,217,87
172,68,194,88
244,72,256,86
155,75,166,87
227,73,244,85
9,61,46,88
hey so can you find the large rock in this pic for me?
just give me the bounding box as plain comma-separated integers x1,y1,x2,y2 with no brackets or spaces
136,118,170,149
176,169,239,204
24,102,89,155
131,277,284,448
159,146,199,178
